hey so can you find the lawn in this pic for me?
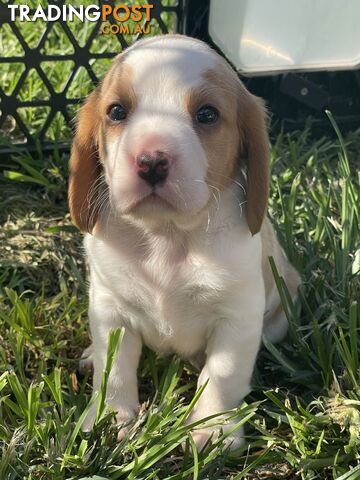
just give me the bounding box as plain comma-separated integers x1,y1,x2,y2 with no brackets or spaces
1,10,360,480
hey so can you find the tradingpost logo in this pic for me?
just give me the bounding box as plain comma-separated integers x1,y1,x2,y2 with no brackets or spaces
7,3,155,35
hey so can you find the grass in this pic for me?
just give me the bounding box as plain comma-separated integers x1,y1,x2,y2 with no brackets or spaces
1,9,360,479
0,119,359,479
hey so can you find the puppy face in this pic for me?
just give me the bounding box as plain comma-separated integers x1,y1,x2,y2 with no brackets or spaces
69,35,269,234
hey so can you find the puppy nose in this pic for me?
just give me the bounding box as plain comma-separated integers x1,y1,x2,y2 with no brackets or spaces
136,151,169,186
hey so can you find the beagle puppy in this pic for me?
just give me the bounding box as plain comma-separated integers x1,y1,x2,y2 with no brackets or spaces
68,34,300,450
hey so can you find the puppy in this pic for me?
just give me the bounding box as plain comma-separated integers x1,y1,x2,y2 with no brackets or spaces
68,34,300,450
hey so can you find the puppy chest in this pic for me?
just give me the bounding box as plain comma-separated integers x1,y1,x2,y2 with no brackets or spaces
102,255,228,355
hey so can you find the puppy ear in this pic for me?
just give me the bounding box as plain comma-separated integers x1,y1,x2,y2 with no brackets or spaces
68,90,102,233
240,94,270,236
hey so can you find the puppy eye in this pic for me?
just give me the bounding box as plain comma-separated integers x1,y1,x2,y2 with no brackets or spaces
108,104,127,122
196,105,219,125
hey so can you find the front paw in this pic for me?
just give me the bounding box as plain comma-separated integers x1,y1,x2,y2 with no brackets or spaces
78,344,94,374
191,428,215,451
190,424,245,452
81,400,98,433
115,406,138,441
81,401,137,440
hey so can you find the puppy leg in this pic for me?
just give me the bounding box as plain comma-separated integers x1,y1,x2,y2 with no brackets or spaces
187,299,264,451
82,304,142,438
263,305,289,343
79,344,94,374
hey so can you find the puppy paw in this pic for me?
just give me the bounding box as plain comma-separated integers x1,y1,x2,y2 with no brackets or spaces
114,407,137,441
81,401,97,432
117,425,130,442
81,400,137,439
191,428,215,451
190,425,244,452
78,344,94,374
222,430,244,450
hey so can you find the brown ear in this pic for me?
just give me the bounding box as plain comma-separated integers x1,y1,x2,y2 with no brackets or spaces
240,94,270,235
68,90,102,233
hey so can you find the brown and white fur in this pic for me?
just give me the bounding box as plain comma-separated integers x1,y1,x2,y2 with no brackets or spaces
68,35,300,450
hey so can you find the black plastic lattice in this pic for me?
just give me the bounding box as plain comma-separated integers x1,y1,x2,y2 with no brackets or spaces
3,0,356,152
0,0,184,154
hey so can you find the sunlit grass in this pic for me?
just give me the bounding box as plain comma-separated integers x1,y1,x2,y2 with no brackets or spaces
1,4,360,476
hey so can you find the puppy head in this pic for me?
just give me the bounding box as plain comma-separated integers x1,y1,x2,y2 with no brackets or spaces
68,35,269,234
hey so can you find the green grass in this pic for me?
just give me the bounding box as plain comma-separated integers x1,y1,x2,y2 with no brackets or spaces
0,120,359,479
1,10,360,479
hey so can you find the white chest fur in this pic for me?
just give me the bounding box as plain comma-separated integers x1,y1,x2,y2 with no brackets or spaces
79,182,279,450
85,195,264,359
